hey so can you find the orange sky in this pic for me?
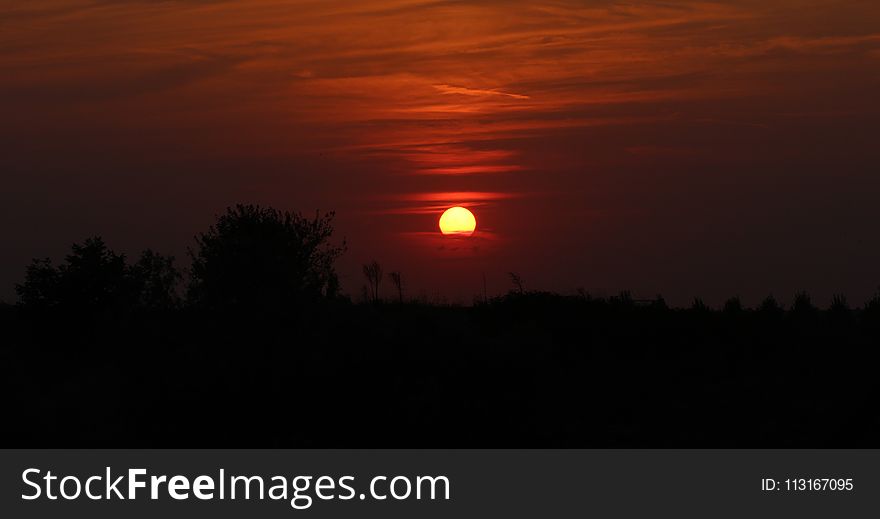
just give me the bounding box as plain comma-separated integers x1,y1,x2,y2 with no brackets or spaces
2,1,879,304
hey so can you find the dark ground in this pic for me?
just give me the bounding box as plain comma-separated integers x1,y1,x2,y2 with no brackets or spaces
2,293,879,447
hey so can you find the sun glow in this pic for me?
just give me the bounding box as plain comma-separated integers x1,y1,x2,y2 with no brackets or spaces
439,206,477,236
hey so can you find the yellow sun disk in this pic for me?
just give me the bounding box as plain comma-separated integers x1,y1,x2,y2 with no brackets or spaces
439,206,476,236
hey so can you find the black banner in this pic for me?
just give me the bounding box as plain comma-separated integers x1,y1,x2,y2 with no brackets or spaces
2,450,877,517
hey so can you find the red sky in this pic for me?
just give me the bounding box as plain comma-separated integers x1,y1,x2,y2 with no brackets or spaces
2,0,879,304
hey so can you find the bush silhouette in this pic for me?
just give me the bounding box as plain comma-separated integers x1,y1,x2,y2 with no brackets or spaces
187,204,344,313
651,294,668,311
723,296,743,314
792,292,816,315
691,297,708,311
612,290,633,308
830,294,850,313
757,295,784,320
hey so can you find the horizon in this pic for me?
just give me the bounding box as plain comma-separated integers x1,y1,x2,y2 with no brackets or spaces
2,217,877,310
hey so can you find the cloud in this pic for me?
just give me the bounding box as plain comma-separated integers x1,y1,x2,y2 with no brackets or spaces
0,52,246,104
389,191,517,202
369,191,519,215
433,84,530,99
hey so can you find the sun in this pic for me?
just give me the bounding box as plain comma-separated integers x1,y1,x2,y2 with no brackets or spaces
439,206,476,236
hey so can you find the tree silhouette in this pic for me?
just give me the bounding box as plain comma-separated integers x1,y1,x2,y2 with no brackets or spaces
363,260,383,303
864,289,880,324
508,272,524,295
15,258,59,310
388,271,403,303
16,237,181,315
132,249,181,310
187,204,344,312
16,237,137,313
63,237,133,309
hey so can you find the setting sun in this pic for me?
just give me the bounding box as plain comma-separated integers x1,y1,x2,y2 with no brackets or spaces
439,206,476,236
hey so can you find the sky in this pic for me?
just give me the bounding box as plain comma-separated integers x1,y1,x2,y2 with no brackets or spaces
1,0,879,305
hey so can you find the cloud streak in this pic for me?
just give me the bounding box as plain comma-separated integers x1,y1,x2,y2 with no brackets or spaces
433,84,530,100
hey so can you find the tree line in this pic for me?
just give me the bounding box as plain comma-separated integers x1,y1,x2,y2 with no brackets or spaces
12,203,880,318
14,204,343,316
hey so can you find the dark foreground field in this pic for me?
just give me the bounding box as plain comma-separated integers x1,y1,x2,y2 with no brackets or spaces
3,293,879,447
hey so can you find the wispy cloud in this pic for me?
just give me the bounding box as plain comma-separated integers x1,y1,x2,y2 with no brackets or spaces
433,84,530,100
371,191,519,215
